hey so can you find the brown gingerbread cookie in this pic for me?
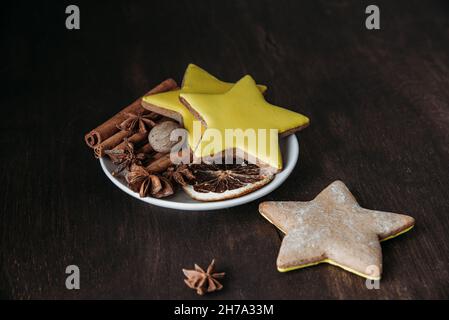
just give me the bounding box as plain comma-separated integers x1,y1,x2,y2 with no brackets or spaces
259,180,415,280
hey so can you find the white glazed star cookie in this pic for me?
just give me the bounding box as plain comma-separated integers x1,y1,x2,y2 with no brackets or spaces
259,181,415,280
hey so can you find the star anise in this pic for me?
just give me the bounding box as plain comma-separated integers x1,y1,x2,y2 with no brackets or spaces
117,111,159,133
164,164,196,187
126,164,174,198
182,259,225,296
105,139,146,176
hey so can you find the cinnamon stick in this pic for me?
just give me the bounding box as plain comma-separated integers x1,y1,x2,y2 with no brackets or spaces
94,130,129,158
137,143,153,155
146,153,173,173
152,152,167,160
84,78,178,149
114,132,148,152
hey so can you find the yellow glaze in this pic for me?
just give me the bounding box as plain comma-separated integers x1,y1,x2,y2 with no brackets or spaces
142,64,267,150
278,225,415,280
182,63,267,94
142,89,203,148
180,75,310,170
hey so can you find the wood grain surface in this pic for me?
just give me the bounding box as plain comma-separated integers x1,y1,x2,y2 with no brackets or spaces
1,0,449,299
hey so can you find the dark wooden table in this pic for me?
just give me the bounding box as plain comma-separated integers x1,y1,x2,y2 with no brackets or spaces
1,0,449,299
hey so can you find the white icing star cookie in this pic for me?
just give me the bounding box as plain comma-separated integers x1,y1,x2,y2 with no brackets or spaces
259,181,415,280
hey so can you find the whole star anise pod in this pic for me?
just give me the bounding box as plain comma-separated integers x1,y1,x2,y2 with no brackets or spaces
182,259,225,296
164,164,196,187
117,111,159,133
105,139,146,176
126,164,174,198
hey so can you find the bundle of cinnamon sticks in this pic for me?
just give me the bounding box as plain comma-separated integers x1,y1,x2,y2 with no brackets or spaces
84,78,177,158
84,79,183,198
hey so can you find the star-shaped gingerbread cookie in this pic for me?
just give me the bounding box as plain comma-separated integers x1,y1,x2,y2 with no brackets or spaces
259,181,415,280
180,75,309,171
141,64,267,151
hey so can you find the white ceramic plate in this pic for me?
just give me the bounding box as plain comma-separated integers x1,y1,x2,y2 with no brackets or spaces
100,134,299,210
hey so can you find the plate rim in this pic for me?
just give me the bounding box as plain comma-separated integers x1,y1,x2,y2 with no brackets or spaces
99,134,299,211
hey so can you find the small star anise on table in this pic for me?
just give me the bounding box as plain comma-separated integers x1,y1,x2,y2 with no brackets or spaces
126,164,174,198
182,259,225,296
117,111,159,133
105,139,146,176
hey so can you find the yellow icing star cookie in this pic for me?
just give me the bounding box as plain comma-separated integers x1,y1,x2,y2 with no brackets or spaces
141,64,267,150
182,63,267,94
180,75,309,171
259,181,415,280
